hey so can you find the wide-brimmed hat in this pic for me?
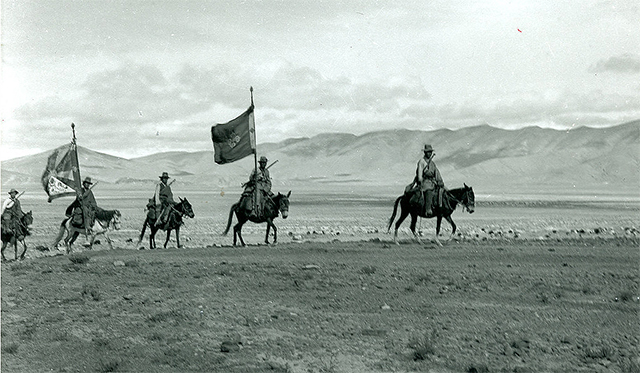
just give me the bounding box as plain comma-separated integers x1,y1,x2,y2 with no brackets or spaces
423,144,434,152
159,172,169,179
82,177,93,185
259,156,268,163
8,188,19,195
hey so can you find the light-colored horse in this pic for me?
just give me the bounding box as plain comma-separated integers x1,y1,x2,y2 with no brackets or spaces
52,208,121,253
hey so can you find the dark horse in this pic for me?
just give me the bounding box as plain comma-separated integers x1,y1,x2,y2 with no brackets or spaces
52,208,122,253
387,184,475,245
1,211,33,261
223,191,291,246
137,198,194,250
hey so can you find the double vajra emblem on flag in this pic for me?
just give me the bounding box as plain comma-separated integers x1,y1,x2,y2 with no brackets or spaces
211,103,256,164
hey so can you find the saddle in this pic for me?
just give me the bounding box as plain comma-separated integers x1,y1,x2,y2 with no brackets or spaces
240,191,273,219
405,186,448,212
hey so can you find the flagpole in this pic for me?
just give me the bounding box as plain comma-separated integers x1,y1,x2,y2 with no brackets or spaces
71,123,89,237
250,87,258,213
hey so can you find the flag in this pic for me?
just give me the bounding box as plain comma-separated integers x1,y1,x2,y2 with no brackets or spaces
41,143,81,202
211,105,256,164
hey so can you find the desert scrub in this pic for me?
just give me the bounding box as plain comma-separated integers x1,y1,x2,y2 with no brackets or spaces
2,342,19,354
616,290,635,302
583,344,617,361
82,283,101,301
98,357,121,373
408,330,437,361
69,253,90,264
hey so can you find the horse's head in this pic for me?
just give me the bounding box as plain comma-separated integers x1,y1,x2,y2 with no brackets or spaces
276,191,291,219
23,211,34,226
178,197,195,218
462,184,475,213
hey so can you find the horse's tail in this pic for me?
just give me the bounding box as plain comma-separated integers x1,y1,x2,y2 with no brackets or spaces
387,196,403,232
222,203,238,236
137,217,148,245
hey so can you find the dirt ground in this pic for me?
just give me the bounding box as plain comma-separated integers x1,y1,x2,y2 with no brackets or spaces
1,187,639,372
2,237,639,373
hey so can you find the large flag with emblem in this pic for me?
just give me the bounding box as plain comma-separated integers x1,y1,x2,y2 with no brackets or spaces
211,105,256,164
41,142,82,202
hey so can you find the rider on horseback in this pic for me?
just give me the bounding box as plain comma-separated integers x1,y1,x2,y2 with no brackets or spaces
2,188,25,234
66,177,98,230
154,172,175,228
408,144,445,216
242,156,273,219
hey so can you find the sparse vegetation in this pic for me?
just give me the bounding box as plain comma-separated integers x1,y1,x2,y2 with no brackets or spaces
409,331,436,361
82,283,101,301
69,254,90,264
2,342,19,354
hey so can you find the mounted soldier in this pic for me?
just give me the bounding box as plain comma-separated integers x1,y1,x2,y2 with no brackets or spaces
406,144,445,216
66,177,98,230
154,172,175,228
242,156,274,219
2,188,26,234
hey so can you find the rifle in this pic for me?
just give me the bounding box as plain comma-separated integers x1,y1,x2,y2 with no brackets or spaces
266,160,278,170
14,191,26,200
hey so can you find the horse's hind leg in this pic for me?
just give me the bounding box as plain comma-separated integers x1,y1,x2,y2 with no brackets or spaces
1,241,7,261
234,222,245,246
393,209,411,244
409,214,423,244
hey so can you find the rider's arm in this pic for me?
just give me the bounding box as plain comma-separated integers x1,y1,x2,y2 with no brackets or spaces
1,198,13,214
155,183,162,205
416,159,426,184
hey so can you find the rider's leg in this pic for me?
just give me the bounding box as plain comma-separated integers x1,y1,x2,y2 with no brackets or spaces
424,190,434,216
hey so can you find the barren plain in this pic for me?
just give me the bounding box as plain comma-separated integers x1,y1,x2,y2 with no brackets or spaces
1,185,639,372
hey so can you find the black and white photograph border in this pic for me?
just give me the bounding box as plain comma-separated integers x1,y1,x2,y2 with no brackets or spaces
1,1,639,372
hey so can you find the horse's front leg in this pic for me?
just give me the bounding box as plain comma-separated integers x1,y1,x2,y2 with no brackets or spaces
19,239,27,260
434,216,443,247
444,215,456,240
264,220,272,244
175,227,182,248
105,232,113,250
164,229,172,249
1,241,7,261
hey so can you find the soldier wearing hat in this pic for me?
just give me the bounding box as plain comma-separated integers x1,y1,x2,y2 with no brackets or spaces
65,177,98,229
416,144,444,216
154,172,175,227
2,188,25,226
243,156,273,217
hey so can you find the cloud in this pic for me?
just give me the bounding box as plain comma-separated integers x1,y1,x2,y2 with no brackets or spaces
590,54,640,74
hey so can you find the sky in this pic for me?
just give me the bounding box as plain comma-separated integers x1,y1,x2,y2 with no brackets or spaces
1,0,639,160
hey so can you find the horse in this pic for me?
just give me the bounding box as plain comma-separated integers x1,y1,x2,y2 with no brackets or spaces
387,184,475,246
223,191,291,246
137,197,194,250
1,211,33,261
52,208,122,254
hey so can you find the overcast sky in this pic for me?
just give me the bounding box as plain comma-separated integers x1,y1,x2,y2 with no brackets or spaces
1,0,639,160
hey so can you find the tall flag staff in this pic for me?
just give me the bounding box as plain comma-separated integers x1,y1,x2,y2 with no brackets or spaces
41,123,91,236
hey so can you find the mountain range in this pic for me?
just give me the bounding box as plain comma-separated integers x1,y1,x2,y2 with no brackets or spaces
2,121,638,196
